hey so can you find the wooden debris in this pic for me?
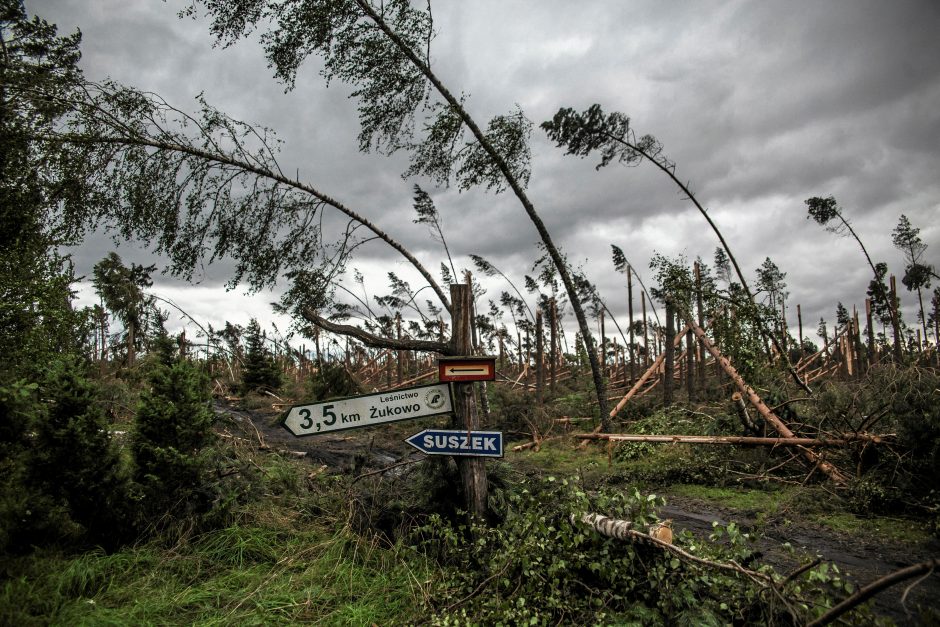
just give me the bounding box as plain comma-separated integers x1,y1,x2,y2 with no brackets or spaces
649,519,673,545
573,512,773,585
609,324,689,419
574,433,890,446
686,320,850,484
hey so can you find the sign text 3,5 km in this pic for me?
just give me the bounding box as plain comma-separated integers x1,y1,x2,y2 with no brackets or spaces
282,383,453,436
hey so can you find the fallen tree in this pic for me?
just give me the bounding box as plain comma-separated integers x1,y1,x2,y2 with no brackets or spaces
575,433,891,447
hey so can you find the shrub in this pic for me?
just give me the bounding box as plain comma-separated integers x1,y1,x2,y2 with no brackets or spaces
307,361,360,401
132,336,216,522
1,359,133,552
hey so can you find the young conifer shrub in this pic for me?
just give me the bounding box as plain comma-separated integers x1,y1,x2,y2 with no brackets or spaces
241,318,282,394
32,358,133,547
132,335,216,521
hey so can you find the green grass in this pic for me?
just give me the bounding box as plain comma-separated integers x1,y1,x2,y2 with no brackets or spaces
813,512,932,544
665,483,792,512
1,520,428,626
0,448,431,627
511,437,609,481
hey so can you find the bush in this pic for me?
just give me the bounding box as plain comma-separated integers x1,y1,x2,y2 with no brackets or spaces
132,336,216,522
307,362,360,401
1,359,133,553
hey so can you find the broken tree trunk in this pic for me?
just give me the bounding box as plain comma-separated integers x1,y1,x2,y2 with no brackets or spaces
686,319,849,484
573,513,774,584
663,301,675,405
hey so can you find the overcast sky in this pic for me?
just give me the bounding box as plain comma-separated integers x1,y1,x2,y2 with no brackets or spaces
38,0,940,350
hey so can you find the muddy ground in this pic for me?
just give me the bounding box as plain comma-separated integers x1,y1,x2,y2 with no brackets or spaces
216,401,939,624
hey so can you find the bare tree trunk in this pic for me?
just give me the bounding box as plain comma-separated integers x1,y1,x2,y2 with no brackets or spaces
395,313,403,386
890,275,903,363
642,293,650,368
865,298,876,367
535,309,544,405
127,320,135,367
694,262,706,391
663,301,675,405
686,328,695,402
797,303,804,357
549,298,557,394
627,266,636,387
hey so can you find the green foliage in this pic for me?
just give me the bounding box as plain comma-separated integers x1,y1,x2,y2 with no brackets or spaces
132,336,217,521
0,3,90,380
541,104,665,171
306,361,359,401
0,359,133,553
241,319,282,393
31,359,133,547
92,252,163,364
816,365,940,517
413,477,851,625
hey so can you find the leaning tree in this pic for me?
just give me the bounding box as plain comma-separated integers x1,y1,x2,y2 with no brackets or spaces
177,0,611,419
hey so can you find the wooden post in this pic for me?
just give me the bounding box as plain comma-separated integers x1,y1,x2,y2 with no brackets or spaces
450,283,487,519
536,309,544,405
890,275,903,363
663,300,675,405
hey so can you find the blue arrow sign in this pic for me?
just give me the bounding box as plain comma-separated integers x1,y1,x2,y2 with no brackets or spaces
405,429,503,458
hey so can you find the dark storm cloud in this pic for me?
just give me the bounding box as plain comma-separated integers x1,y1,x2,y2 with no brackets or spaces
36,0,940,340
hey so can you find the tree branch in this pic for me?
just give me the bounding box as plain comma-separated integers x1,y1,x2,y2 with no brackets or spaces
302,307,452,355
807,558,939,627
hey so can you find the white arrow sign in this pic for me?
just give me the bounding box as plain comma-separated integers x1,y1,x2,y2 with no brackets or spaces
282,383,453,436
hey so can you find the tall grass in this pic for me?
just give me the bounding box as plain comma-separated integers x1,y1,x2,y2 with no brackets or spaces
0,454,430,625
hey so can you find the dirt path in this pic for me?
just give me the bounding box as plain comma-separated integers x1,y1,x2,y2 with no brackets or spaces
659,497,940,624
